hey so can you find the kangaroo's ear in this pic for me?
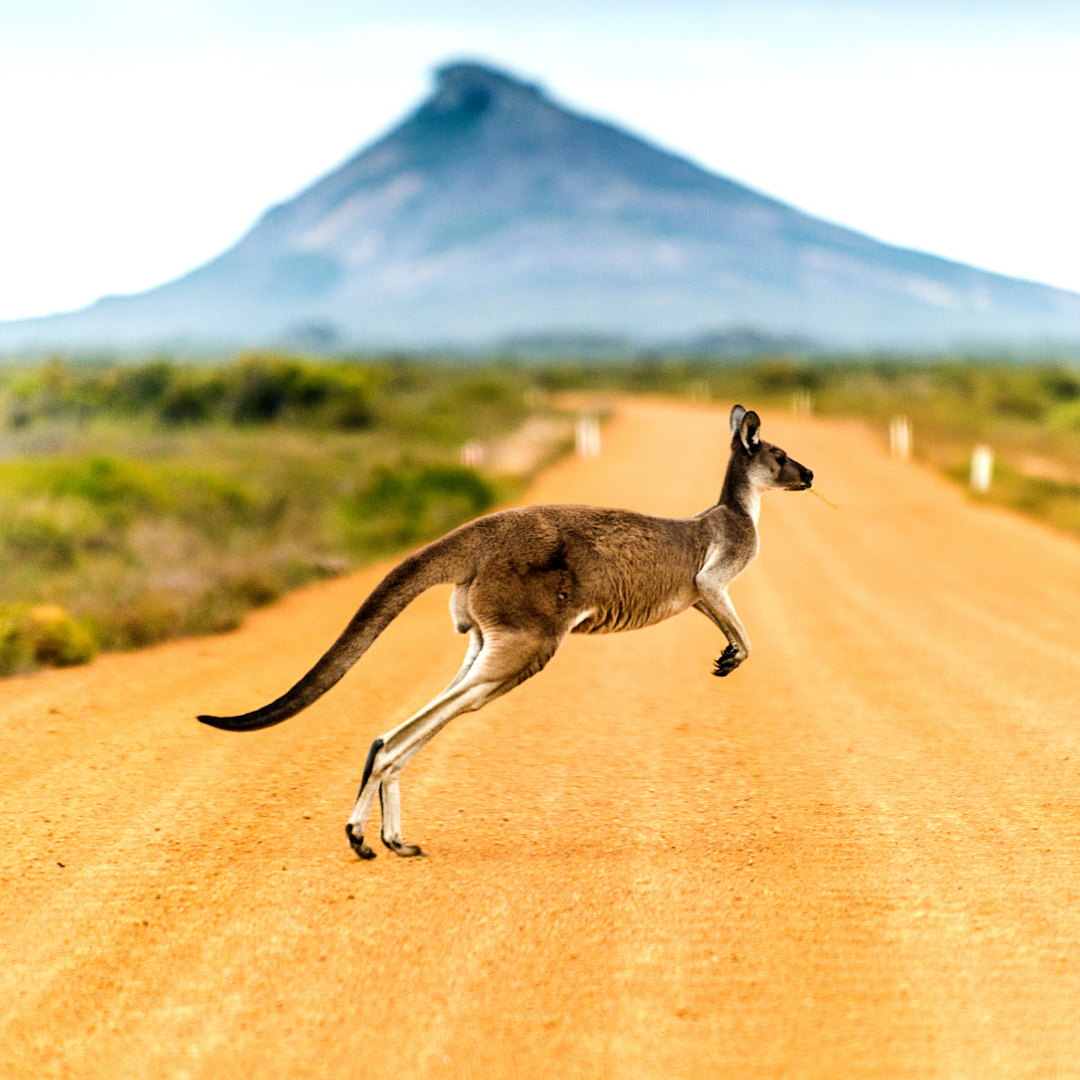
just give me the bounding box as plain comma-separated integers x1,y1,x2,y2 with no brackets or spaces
739,410,761,453
729,404,747,436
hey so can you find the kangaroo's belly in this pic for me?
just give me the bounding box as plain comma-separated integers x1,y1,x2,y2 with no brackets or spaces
572,590,696,635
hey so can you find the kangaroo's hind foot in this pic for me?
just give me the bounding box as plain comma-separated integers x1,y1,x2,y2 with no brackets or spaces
346,823,377,860
382,838,426,857
377,777,427,856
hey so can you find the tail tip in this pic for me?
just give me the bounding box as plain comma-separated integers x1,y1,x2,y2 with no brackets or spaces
196,710,281,732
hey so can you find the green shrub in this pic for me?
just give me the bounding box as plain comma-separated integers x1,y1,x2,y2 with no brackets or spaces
226,573,280,608
1041,371,1080,402
0,457,255,537
229,356,304,422
993,390,1045,421
20,457,170,516
91,598,184,650
27,605,98,666
110,361,174,412
2,514,77,568
324,384,374,429
159,375,225,424
754,360,821,393
163,468,255,536
341,464,496,555
0,604,97,675
0,607,35,674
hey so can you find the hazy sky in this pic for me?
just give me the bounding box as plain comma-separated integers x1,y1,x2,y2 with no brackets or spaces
2,0,1078,320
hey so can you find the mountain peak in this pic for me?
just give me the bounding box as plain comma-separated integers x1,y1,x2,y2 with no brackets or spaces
3,60,1080,352
433,61,545,104
413,61,550,132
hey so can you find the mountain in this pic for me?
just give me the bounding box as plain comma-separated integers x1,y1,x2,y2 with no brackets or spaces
4,61,1080,353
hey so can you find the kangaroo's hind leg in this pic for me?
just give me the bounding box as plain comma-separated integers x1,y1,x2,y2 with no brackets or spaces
377,627,483,854
446,626,483,692
346,629,560,860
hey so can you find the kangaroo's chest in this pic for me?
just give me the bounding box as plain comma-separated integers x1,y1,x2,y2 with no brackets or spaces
698,534,758,588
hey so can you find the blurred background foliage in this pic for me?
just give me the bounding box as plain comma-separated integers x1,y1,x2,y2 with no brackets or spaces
0,353,535,673
1,350,1078,675
537,353,1080,537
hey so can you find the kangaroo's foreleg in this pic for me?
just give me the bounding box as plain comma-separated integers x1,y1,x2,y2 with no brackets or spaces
695,580,751,678
346,630,560,859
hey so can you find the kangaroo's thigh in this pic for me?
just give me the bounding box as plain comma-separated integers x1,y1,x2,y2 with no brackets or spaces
468,627,561,693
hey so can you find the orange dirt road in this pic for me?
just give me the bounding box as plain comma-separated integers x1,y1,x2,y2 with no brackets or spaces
4,400,1080,1079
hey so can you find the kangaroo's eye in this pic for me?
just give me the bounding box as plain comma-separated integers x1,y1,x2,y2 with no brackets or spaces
775,454,787,466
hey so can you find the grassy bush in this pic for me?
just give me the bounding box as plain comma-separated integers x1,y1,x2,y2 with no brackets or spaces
341,464,497,556
0,355,539,675
0,604,97,676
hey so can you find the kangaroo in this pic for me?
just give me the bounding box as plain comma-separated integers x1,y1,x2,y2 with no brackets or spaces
199,405,812,859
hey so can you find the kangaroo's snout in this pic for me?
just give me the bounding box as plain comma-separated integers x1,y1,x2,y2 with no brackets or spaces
779,456,813,491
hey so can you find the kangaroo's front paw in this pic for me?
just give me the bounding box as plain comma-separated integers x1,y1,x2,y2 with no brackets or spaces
346,823,377,860
713,643,744,677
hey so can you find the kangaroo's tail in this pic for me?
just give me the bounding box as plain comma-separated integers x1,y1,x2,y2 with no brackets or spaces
197,533,475,732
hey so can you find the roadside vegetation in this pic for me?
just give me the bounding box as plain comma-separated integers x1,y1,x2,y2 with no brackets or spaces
2,350,1078,676
0,355,538,674
536,355,1080,537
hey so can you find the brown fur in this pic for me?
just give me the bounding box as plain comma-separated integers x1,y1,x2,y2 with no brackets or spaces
198,405,812,859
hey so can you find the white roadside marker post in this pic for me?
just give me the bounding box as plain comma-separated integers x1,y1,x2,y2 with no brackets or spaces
889,416,912,460
461,441,485,468
970,445,994,493
575,414,601,458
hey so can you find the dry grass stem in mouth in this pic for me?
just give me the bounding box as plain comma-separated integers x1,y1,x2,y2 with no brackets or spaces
808,486,839,510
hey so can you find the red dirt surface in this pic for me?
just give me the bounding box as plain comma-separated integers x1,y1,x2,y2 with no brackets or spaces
3,399,1080,1079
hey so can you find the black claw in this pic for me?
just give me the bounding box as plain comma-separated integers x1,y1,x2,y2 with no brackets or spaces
346,823,377,860
383,837,427,858
713,644,741,677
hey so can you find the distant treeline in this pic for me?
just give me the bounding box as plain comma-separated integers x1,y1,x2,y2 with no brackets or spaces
0,353,542,445
5,354,390,430
531,355,1080,428
7,352,1079,431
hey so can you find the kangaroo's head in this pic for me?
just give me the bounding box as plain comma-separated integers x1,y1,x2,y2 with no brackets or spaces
722,405,813,508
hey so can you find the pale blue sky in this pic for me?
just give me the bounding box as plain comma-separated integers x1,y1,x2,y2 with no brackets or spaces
2,1,1078,319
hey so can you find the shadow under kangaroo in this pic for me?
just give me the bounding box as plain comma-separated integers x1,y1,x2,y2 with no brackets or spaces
199,405,813,859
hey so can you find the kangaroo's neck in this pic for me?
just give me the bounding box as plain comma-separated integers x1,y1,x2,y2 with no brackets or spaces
719,451,761,525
